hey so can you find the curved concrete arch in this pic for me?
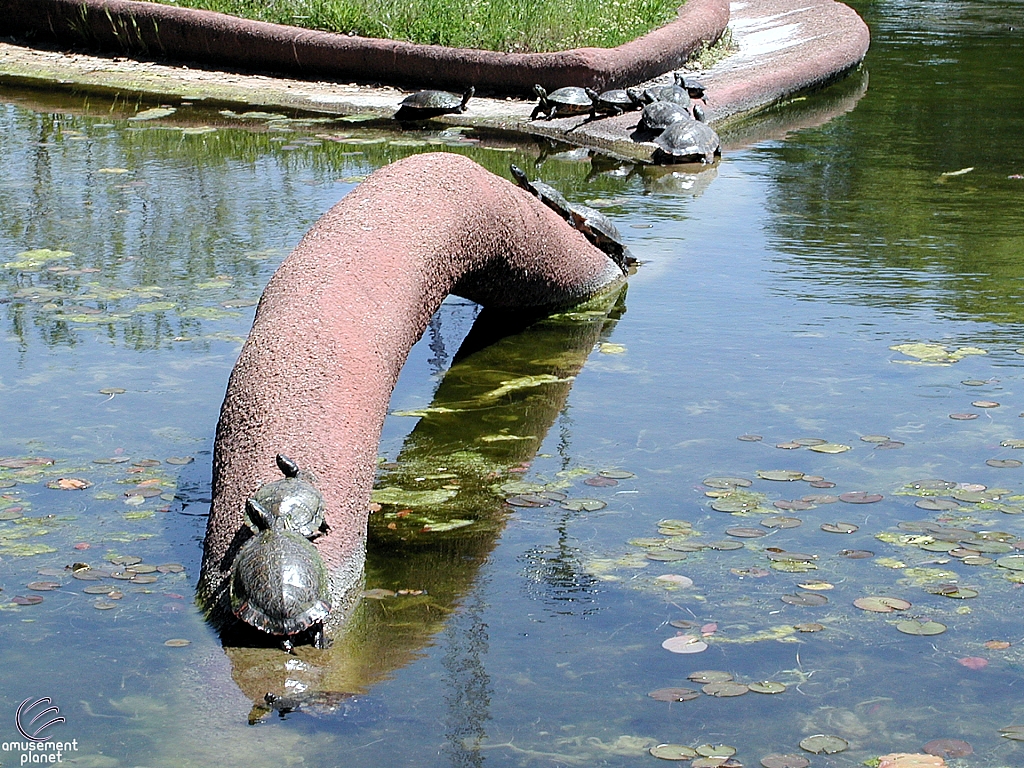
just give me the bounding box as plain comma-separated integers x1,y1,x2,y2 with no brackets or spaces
198,152,624,625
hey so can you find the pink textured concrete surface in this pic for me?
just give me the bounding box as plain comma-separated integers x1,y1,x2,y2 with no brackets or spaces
0,0,727,94
198,152,624,620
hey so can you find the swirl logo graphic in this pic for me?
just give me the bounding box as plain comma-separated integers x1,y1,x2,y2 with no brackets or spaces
15,697,65,742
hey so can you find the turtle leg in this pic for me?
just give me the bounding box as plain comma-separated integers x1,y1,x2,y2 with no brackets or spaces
280,637,296,654
530,103,544,120
312,623,329,650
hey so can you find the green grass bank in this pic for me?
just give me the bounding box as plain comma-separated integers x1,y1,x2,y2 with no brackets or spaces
140,0,684,52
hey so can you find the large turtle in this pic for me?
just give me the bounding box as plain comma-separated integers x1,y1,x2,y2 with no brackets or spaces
586,87,644,118
230,498,331,653
252,454,328,540
394,86,474,121
509,164,575,222
530,85,594,120
652,119,722,164
567,202,634,273
638,100,692,133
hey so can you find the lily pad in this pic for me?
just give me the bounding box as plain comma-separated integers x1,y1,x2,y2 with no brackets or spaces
560,498,607,512
701,681,747,697
854,596,911,612
820,522,858,533
662,635,708,654
895,619,947,635
760,754,809,768
748,681,787,694
704,476,752,489
696,744,737,757
648,687,700,702
808,443,851,454
599,469,635,480
651,744,699,760
798,734,848,754
987,459,1022,468
915,498,959,510
781,592,828,607
761,516,802,529
839,491,883,504
688,670,733,684
758,470,805,481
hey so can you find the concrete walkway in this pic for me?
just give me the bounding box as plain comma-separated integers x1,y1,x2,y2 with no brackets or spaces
0,0,869,161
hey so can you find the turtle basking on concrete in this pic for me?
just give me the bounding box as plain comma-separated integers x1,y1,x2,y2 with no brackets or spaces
652,119,722,164
638,100,692,133
586,87,645,118
530,85,594,120
394,87,474,121
509,163,575,222
567,202,634,273
251,454,329,540
230,498,331,653
644,72,691,106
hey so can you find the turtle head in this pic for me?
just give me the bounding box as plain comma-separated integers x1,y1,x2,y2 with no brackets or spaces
673,70,685,85
245,497,276,533
276,453,300,478
509,164,530,190
584,87,600,104
693,103,706,122
533,84,547,100
460,86,475,110
625,87,644,106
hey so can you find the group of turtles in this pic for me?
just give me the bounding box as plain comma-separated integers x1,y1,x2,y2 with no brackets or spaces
228,454,332,653
392,74,720,165
510,163,633,273
531,72,722,165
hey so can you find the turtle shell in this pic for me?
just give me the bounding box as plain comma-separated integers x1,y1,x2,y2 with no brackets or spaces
589,87,644,116
653,120,722,164
229,526,331,637
568,203,632,272
645,82,690,105
400,89,463,111
639,101,691,132
394,87,474,120
532,85,594,119
253,475,326,539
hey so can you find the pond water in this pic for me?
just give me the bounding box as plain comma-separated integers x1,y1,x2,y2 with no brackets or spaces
1,0,1024,765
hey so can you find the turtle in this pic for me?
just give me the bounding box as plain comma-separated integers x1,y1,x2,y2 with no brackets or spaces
394,86,474,121
652,119,722,164
230,498,331,653
251,454,328,540
567,202,634,273
680,75,708,102
586,87,645,118
530,85,594,120
509,164,575,223
637,100,692,133
644,73,691,106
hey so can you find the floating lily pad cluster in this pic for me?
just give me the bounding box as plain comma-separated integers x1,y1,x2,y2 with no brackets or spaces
10,555,186,616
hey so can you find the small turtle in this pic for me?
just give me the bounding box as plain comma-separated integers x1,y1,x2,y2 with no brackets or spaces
230,498,331,653
510,164,575,222
530,85,594,120
680,75,708,102
586,87,644,118
394,86,474,121
567,202,633,273
252,454,328,540
638,100,692,133
652,119,722,164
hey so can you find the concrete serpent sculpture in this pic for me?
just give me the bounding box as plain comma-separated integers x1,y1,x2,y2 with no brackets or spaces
199,152,626,639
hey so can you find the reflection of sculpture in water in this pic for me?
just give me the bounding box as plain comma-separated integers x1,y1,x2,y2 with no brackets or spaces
194,152,627,718
231,291,625,723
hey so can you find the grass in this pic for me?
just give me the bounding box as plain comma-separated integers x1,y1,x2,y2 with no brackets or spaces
142,0,685,53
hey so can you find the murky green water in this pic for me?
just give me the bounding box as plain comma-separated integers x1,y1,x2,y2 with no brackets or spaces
2,1,1024,764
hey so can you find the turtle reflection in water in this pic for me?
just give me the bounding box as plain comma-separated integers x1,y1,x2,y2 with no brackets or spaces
229,498,331,653
252,453,329,540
